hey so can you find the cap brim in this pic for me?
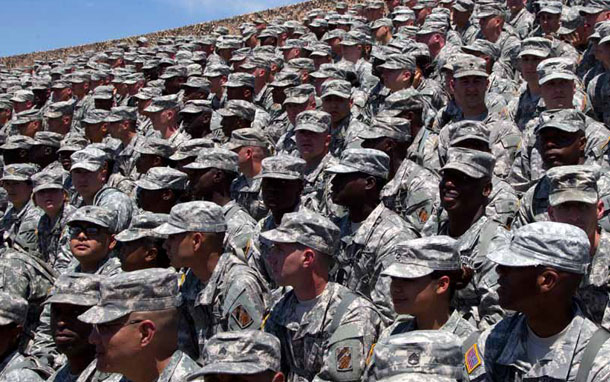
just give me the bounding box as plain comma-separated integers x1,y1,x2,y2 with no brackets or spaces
45,294,97,307
189,362,271,378
321,91,350,99
144,106,163,113
71,163,102,172
78,305,130,324
0,317,19,326
294,124,328,133
539,73,576,85
1,176,29,182
154,222,188,236
136,178,164,191
600,36,610,45
453,71,489,79
549,190,598,207
486,247,540,268
440,162,485,179
115,229,150,242
34,184,64,193
325,163,359,175
381,263,434,278
519,49,549,58
254,173,302,180
260,227,298,244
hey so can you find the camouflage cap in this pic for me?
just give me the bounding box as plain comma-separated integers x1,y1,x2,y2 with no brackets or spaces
0,99,12,110
58,133,88,153
0,292,28,326
78,268,183,324
598,20,610,44
160,65,188,79
92,85,114,100
255,155,306,180
217,100,256,122
184,148,239,173
270,70,301,88
104,106,137,123
70,147,108,172
547,165,599,206
538,0,563,14
261,209,340,255
447,120,490,146
10,89,34,103
1,163,38,182
45,100,75,119
188,331,281,378
416,21,447,35
144,94,180,113
476,2,506,18
322,29,347,42
241,55,273,71
81,108,111,126
535,108,586,134
45,273,102,307
358,116,411,142
136,166,188,191
115,213,169,242
310,64,346,80
441,147,495,179
580,0,610,14
134,137,175,158
372,330,462,382
382,236,460,278
181,76,210,92
453,0,475,12
326,148,390,179
14,108,42,124
51,81,70,90
378,54,416,72
203,64,231,78
169,138,215,161
224,73,255,89
462,39,500,60
33,131,63,148
294,110,332,133
371,18,393,29
321,79,352,99
67,206,117,232
32,166,64,193
384,88,425,111
225,128,269,151
488,221,590,274
154,201,227,235
134,87,163,100
453,55,488,78
309,43,333,57
284,84,315,104
287,58,316,72
519,37,553,58
537,57,577,85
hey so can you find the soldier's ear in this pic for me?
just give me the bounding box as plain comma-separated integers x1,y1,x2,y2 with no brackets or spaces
597,200,605,220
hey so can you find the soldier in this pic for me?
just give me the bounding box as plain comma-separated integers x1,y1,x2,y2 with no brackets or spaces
133,137,174,178
0,135,34,166
45,101,75,136
30,131,62,170
135,167,188,214
507,0,534,39
222,72,271,131
104,106,142,178
262,209,382,382
144,95,188,146
328,148,417,323
115,213,170,272
178,100,213,140
13,109,43,138
186,331,284,382
476,2,521,65
320,79,354,157
366,54,417,118
154,201,268,361
217,100,257,144
587,21,610,126
275,84,317,155
181,77,210,103
183,148,256,252
81,109,111,144
469,222,610,381
78,268,200,382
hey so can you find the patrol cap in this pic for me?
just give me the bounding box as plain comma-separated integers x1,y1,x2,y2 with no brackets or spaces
57,133,88,153
309,43,333,57
181,76,210,92
372,330,463,382
45,100,75,119
1,163,38,182
188,331,281,377
184,148,239,173
241,55,273,72
134,137,175,158
598,20,610,44
134,87,163,100
203,64,231,78
81,109,109,125
535,108,586,134
453,55,488,78
519,37,553,58
31,166,64,193
321,79,352,99
294,110,332,133
103,106,137,124
67,206,117,232
115,213,169,243
78,268,183,324
440,147,495,179
0,99,12,110
14,109,42,124
382,236,460,278
580,0,610,14
225,128,269,151
358,116,411,142
284,84,315,104
0,292,28,326
224,72,255,89
45,273,102,307
154,201,227,235
488,221,590,274
310,64,346,80
326,148,390,179
10,89,34,103
453,0,474,12
537,57,577,85
547,165,599,206
217,99,256,122
255,155,306,180
539,0,563,14
378,54,416,72
51,81,70,90
144,94,180,113
559,7,585,35
159,65,187,79
384,88,425,111
416,21,447,35
70,147,108,172
462,39,500,60
447,120,490,146
476,2,506,18
169,138,215,161
270,70,301,88
92,86,114,100
33,131,63,148
371,18,393,29
136,166,188,191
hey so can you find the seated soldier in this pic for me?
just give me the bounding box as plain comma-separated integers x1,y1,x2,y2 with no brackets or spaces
169,139,215,173
115,213,170,272
135,167,188,214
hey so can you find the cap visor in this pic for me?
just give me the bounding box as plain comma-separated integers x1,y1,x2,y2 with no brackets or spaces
486,247,540,268
115,229,148,242
440,162,485,179
325,163,359,175
539,73,575,85
519,49,549,58
154,222,188,236
549,191,598,207
1,176,28,182
453,71,489,79
71,163,102,172
260,227,298,244
144,106,163,113
321,91,350,99
135,178,164,191
45,294,97,307
78,305,130,324
34,184,64,193
0,317,18,326
381,263,434,278
254,172,302,180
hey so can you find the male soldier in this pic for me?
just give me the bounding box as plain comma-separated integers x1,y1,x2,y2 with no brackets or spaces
320,79,355,157
179,100,213,140
155,201,268,361
0,99,12,135
223,72,271,131
186,331,284,382
275,84,318,156
81,109,111,144
45,101,75,136
181,77,210,103
452,0,478,44
105,106,142,178
135,167,188,214
144,95,189,146
133,137,174,179
0,135,34,166
14,109,43,138
372,18,393,45
30,131,62,170
263,210,382,382
0,163,43,252
587,21,610,126
183,148,256,252
476,2,521,65
160,66,188,98
423,147,507,329
203,64,231,109
366,54,417,118
469,222,610,381
11,90,35,114
170,139,215,172
507,0,534,39
229,128,271,221
328,148,417,323
115,213,170,272
70,147,133,232
241,55,275,111
78,268,200,382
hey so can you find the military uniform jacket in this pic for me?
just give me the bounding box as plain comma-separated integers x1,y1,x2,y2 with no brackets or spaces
264,282,382,382
470,306,610,381
301,153,344,219
115,133,144,178
406,125,440,173
37,204,75,271
0,200,43,253
50,360,123,382
0,351,48,382
222,200,256,252
155,350,200,382
231,174,268,221
578,229,610,330
378,310,476,344
508,8,534,39
180,252,268,361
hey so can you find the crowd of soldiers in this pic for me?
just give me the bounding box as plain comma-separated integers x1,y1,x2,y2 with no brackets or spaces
1,0,610,380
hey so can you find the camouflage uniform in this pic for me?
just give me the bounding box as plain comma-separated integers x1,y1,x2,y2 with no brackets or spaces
103,107,142,178
231,175,268,221
508,8,535,39
587,70,610,127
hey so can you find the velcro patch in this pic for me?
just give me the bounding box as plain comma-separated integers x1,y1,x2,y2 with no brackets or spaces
231,305,253,329
336,346,353,372
465,343,482,374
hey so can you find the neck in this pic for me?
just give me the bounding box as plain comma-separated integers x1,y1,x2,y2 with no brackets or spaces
67,353,95,375
210,191,231,207
271,205,296,225
510,7,523,17
242,162,259,179
12,200,27,210
126,355,172,382
305,154,326,171
447,205,484,237
527,81,541,95
191,249,222,283
163,123,178,139
122,131,136,146
526,301,573,338
590,227,601,256
79,257,107,273
293,273,328,301
461,103,488,119
415,304,451,330
486,28,502,43
348,199,377,223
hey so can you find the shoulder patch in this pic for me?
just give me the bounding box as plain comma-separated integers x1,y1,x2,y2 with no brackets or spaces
231,305,254,329
418,208,429,224
336,346,353,372
465,343,482,374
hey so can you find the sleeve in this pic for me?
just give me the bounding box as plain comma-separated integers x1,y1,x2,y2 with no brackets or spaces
224,272,267,332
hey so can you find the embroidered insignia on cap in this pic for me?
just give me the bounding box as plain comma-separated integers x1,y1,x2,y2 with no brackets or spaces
336,346,353,371
465,343,482,374
231,305,253,329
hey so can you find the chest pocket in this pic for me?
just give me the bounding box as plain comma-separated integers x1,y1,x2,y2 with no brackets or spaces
326,323,365,382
